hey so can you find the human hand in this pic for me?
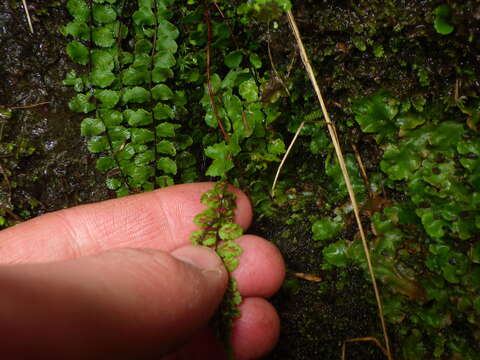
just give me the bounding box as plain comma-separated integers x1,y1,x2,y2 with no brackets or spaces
0,183,285,359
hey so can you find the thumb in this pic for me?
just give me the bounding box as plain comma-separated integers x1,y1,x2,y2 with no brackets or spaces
0,246,228,359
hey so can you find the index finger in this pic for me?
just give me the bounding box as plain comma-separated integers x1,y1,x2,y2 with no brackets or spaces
0,183,252,264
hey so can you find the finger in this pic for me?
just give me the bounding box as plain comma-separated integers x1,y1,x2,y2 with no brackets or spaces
0,183,252,264
233,235,285,298
162,298,281,360
0,245,228,359
231,298,281,360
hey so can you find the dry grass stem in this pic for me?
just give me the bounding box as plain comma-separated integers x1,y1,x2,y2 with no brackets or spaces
286,9,393,360
271,120,305,196
352,143,373,199
10,101,49,110
21,0,34,34
342,337,388,359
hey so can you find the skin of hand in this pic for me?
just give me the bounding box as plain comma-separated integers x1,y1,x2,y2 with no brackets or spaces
0,183,285,360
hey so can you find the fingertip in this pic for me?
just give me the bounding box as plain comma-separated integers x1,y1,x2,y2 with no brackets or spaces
155,182,252,236
233,235,286,298
231,298,280,360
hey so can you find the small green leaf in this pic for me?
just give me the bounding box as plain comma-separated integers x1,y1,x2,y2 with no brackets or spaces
217,240,242,272
219,223,243,241
135,39,153,54
69,93,95,113
156,175,174,188
94,90,120,109
109,126,130,142
152,84,174,101
131,128,154,144
117,144,135,160
62,21,90,40
153,103,175,120
99,109,123,127
67,0,89,21
157,157,177,175
152,67,174,83
134,150,155,166
92,4,117,24
200,190,220,208
156,38,177,53
91,50,115,70
125,163,154,184
116,186,129,197
205,142,234,177
122,66,150,85
352,90,399,140
312,217,343,241
156,122,177,137
122,87,151,104
419,209,446,238
87,136,109,153
381,144,421,180
157,19,179,40
91,69,116,88
225,50,243,68
132,7,155,26
157,140,176,155
63,71,84,92
194,208,217,227
200,231,217,247
323,240,348,267
433,4,455,35
106,177,122,190
96,156,116,171
268,138,286,155
81,117,105,136
66,41,89,65
239,79,259,102
92,26,115,47
153,51,176,68
124,109,152,127
249,53,262,69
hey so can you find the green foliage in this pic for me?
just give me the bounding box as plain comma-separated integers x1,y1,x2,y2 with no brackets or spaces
352,90,399,141
312,216,343,241
64,0,191,194
322,90,480,357
433,4,455,35
63,1,480,358
66,41,89,65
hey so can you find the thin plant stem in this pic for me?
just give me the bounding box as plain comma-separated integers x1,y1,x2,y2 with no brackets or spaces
10,101,49,110
286,9,393,360
352,143,373,199
271,121,304,196
21,0,34,34
342,337,388,359
204,0,229,141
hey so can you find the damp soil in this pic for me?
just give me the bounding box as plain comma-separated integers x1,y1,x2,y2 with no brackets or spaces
0,0,110,220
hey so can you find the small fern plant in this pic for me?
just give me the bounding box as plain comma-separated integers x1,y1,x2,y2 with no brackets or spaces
63,0,194,196
63,0,290,357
